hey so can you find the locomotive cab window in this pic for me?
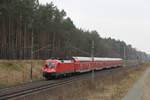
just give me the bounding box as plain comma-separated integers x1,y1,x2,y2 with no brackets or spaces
45,62,55,68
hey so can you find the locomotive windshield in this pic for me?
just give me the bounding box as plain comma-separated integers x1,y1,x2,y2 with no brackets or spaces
45,62,56,68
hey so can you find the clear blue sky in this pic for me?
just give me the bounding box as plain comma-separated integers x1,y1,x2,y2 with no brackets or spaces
39,0,150,54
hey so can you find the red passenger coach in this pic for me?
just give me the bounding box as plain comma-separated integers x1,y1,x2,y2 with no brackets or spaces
43,57,123,79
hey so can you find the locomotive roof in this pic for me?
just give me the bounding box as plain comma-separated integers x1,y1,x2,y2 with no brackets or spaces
72,57,122,61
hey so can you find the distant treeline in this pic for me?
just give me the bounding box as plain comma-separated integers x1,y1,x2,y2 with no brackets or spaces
0,0,150,61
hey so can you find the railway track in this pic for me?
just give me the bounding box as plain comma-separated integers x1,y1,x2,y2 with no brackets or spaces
0,76,84,100
0,66,136,100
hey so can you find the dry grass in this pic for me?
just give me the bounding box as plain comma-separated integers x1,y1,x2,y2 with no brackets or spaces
18,63,150,100
24,63,149,100
86,64,149,100
0,60,149,100
0,60,44,88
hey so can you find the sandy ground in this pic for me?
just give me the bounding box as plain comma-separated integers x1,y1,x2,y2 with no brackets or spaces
142,69,150,100
122,67,150,100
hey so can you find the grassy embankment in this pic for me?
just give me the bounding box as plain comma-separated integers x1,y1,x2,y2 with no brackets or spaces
0,60,149,100
0,60,145,88
0,60,44,88
21,63,150,100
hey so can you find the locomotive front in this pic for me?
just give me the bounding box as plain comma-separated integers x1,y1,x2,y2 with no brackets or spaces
43,60,59,79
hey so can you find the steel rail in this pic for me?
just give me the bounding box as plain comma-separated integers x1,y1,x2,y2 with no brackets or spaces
0,73,92,100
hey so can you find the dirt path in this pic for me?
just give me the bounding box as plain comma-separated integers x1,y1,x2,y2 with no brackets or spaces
122,67,150,100
142,69,150,100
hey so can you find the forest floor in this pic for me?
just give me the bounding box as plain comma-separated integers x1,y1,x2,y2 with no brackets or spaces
15,63,150,100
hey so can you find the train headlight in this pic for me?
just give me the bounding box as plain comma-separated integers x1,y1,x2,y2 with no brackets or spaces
51,69,56,72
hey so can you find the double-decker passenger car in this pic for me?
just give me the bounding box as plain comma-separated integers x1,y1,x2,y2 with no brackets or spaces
43,57,123,79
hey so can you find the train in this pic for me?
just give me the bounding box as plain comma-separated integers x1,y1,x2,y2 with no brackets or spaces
43,57,123,79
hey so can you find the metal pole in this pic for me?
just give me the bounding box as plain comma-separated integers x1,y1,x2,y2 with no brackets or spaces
91,40,94,82
30,19,34,82
123,45,126,67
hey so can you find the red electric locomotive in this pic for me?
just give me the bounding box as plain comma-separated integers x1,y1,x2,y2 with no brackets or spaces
43,57,123,79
